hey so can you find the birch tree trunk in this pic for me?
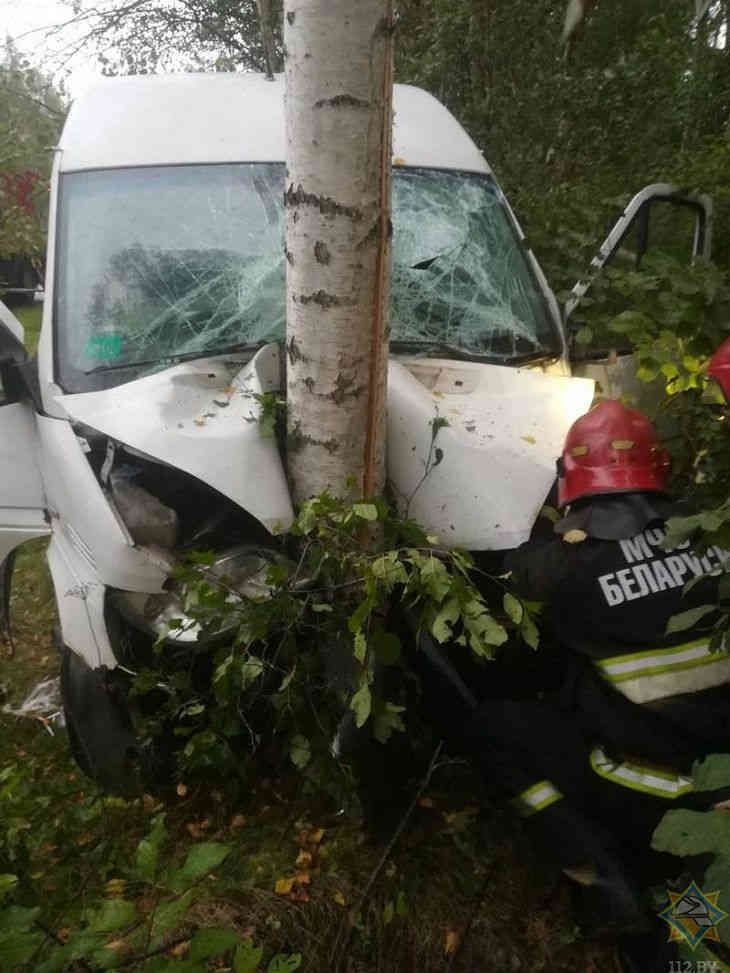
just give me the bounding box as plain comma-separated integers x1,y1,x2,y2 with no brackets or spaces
284,0,393,504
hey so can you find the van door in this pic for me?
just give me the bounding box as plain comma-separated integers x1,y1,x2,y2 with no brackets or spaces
565,185,713,406
564,183,712,322
0,300,49,565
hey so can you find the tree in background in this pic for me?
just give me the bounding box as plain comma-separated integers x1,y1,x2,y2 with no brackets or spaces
54,0,281,75
0,41,65,270
396,0,730,287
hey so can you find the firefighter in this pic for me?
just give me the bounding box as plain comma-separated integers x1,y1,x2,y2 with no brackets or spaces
463,399,730,970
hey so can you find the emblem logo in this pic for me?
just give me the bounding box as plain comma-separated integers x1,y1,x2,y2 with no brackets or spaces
659,880,728,951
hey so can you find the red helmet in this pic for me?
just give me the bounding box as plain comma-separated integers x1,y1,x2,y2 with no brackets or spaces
707,338,730,403
558,400,670,507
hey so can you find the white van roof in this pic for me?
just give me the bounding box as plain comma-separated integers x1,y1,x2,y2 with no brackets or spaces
58,73,489,175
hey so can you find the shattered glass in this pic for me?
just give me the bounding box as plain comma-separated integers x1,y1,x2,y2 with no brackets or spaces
391,169,556,358
55,164,560,393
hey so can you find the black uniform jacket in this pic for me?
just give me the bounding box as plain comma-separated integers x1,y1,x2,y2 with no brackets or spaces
507,521,725,659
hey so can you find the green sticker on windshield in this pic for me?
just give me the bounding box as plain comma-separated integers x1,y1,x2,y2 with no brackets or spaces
86,333,123,360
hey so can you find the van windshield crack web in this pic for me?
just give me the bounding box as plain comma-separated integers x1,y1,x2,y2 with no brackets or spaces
55,164,559,392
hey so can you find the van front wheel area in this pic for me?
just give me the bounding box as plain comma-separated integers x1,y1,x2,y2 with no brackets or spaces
60,647,165,795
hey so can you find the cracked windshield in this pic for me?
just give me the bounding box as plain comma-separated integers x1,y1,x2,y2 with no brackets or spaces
56,164,559,391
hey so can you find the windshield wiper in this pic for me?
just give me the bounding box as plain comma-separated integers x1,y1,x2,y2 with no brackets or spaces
83,343,262,375
390,340,508,363
390,340,558,367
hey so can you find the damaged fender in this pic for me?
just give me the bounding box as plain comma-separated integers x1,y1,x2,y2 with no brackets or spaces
57,344,294,536
387,359,595,549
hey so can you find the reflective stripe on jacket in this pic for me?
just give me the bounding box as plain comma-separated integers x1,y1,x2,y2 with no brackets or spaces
595,638,730,704
590,746,693,799
511,779,563,817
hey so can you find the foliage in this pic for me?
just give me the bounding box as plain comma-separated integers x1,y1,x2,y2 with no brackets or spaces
58,0,281,76
131,490,537,786
0,40,66,263
571,253,730,497
0,778,301,972
652,754,730,953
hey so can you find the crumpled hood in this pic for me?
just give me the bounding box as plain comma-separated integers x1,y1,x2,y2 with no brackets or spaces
387,359,594,549
58,345,594,550
58,344,295,535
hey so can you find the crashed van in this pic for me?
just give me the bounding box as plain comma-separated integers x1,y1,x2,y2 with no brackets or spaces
1,73,703,791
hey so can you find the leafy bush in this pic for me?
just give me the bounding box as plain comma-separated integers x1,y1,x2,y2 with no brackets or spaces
131,489,537,788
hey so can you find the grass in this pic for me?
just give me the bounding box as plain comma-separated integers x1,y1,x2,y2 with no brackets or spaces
12,302,43,354
0,546,615,972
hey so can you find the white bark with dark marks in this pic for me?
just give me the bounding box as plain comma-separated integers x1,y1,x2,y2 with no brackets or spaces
284,0,393,504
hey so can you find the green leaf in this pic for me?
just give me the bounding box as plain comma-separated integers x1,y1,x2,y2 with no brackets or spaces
241,656,264,688
0,930,45,967
419,556,451,602
665,604,717,634
575,325,593,344
350,681,372,728
372,700,406,744
86,898,136,933
463,601,508,655
151,889,197,944
234,939,265,973
353,631,367,663
189,927,240,962
267,954,302,973
520,612,540,650
136,813,168,881
636,364,659,383
383,900,394,925
503,592,523,625
0,905,40,933
353,503,378,521
348,595,373,635
0,875,18,902
694,754,730,792
235,939,265,973
289,734,311,769
431,597,460,643
296,499,319,535
173,843,232,887
370,553,408,587
395,890,408,916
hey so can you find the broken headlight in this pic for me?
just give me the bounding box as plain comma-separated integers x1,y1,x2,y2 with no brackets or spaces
110,545,288,645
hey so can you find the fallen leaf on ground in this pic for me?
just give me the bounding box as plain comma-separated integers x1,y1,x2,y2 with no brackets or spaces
444,930,460,955
333,891,346,906
176,783,188,797
231,814,246,828
295,849,312,867
105,940,127,953
275,876,296,895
